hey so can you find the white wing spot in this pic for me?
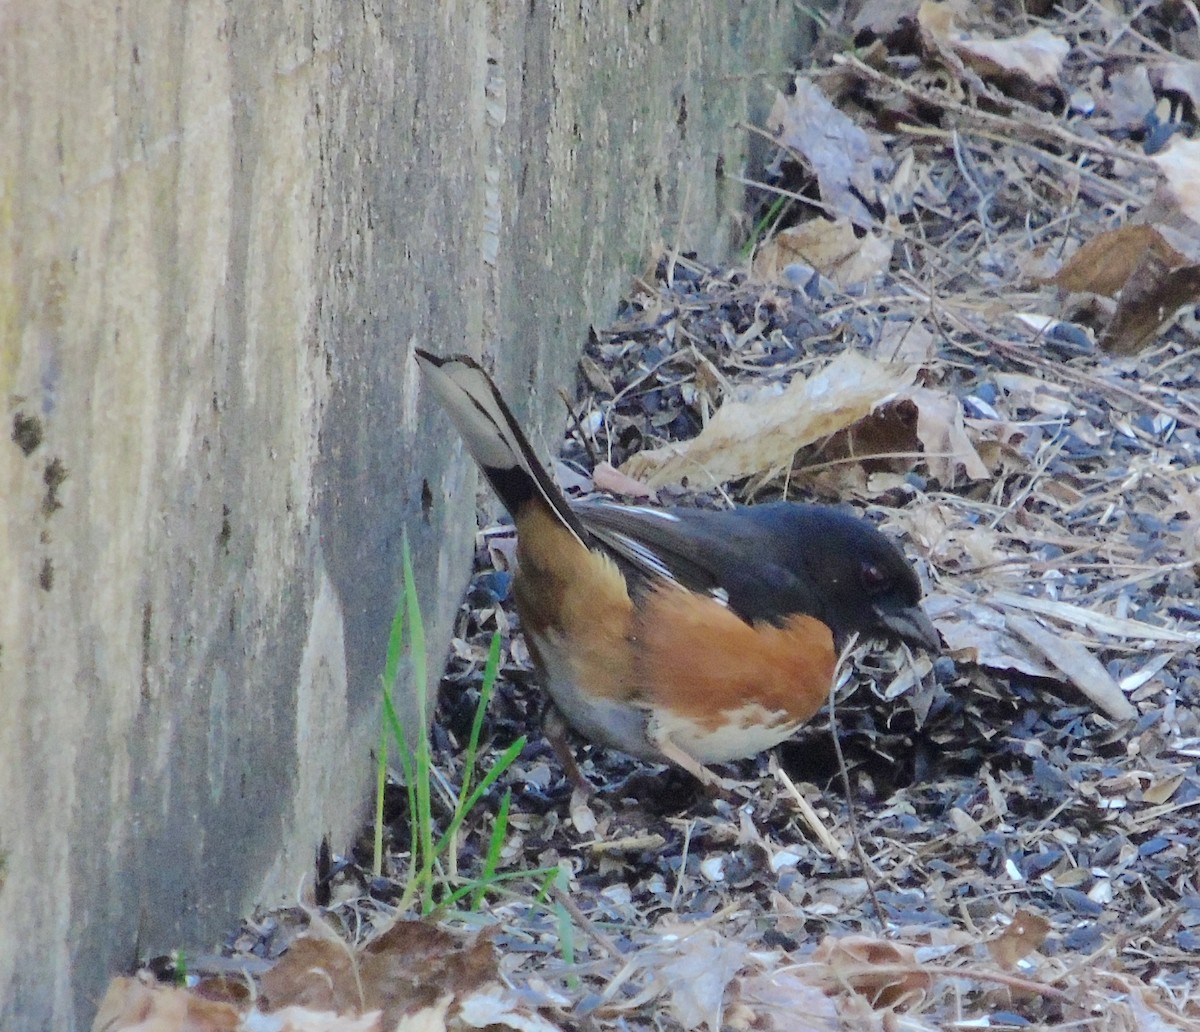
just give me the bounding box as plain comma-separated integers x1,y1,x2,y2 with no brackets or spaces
605,504,679,522
608,531,676,583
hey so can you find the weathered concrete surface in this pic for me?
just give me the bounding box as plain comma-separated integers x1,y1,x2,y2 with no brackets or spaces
0,1,809,1028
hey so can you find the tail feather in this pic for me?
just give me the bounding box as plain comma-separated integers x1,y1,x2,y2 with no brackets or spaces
415,349,589,547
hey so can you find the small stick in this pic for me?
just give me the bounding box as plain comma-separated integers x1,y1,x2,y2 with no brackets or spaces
772,761,851,864
549,884,621,959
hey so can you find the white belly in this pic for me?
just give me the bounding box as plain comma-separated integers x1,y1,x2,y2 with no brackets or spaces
650,704,801,763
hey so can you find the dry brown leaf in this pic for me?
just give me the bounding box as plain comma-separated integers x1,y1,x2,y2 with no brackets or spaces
569,786,597,835
91,976,242,1032
850,0,923,42
455,990,563,1032
1100,252,1200,354
987,909,1051,968
766,77,890,226
620,351,916,488
991,371,1076,418
989,590,1200,645
953,26,1069,89
872,319,937,366
1158,60,1200,112
905,386,990,484
255,922,503,1032
1143,773,1186,805
917,4,1067,100
926,597,1058,680
1046,221,1200,355
358,922,498,1030
1102,66,1156,131
725,967,839,1031
1112,976,1195,1032
1152,138,1200,226
656,929,748,1031
820,398,921,479
917,1,969,80
1049,224,1186,297
823,385,989,486
1004,612,1137,722
752,219,894,289
813,936,932,1010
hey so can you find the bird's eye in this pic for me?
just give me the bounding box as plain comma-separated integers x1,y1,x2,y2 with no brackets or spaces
860,561,890,592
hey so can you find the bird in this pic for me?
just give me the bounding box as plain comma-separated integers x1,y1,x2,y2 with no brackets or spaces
415,349,939,791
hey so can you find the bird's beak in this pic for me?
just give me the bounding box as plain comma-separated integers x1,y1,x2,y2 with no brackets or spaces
876,604,941,652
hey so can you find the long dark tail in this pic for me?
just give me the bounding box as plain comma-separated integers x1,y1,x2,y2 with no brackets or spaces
414,349,588,547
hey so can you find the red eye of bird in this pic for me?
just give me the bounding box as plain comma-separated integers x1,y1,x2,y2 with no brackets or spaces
860,561,890,592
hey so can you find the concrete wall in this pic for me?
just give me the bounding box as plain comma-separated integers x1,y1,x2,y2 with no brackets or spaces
0,1,810,1028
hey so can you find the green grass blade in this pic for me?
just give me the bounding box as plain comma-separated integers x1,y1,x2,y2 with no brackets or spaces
402,533,434,912
471,787,511,909
373,720,387,879
554,866,577,986
737,193,789,260
433,735,525,857
382,679,423,910
376,591,406,881
383,589,405,691
458,632,502,809
434,865,562,911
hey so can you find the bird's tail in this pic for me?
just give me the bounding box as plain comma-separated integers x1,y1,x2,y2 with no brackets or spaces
415,349,588,546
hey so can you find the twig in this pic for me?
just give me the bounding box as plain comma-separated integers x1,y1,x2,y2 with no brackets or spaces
833,52,1158,169
771,761,851,864
560,387,599,470
549,884,622,959
802,960,1075,1000
671,819,695,911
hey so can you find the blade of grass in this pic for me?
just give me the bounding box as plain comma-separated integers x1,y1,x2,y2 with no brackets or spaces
434,865,562,911
373,537,550,914
401,533,434,912
458,632,502,810
738,193,790,260
383,585,406,690
383,682,423,911
554,866,578,988
374,593,406,878
470,788,511,909
373,725,388,880
433,735,526,857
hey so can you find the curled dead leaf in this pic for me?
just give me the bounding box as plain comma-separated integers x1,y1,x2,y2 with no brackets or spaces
620,351,916,489
1047,222,1200,354
987,909,1051,968
905,386,990,484
592,461,657,500
1002,612,1137,722
752,219,894,289
1048,225,1185,297
1100,254,1200,355
1152,139,1200,226
766,77,891,227
656,928,748,1031
814,936,932,1010
258,935,361,1016
952,27,1069,89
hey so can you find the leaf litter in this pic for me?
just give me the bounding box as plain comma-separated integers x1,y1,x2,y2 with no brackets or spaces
98,2,1200,1030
